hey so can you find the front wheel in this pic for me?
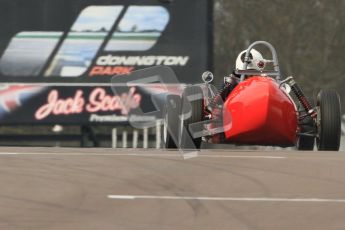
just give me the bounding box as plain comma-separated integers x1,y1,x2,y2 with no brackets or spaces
316,89,341,151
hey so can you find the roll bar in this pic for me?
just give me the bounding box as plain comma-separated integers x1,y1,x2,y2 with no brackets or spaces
240,41,281,82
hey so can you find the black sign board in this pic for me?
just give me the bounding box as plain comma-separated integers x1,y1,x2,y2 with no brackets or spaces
0,0,211,124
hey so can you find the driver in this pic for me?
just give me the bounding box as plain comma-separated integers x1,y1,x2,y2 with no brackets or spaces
207,49,266,111
235,48,266,75
226,48,266,93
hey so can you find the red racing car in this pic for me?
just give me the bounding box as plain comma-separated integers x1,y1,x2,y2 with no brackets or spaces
163,41,342,151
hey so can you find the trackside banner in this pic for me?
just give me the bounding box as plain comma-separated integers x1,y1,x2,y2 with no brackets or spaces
0,84,160,125
0,0,211,125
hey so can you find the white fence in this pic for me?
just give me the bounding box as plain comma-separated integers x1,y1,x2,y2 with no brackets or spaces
112,120,162,149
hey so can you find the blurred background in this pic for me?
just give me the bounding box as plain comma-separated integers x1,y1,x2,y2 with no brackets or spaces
0,0,343,149
214,0,345,104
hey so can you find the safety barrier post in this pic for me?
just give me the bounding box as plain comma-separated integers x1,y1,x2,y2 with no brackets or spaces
133,130,138,148
112,128,117,148
143,127,148,148
122,130,127,148
156,120,161,149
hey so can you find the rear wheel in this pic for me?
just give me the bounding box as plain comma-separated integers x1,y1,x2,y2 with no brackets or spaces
316,89,341,151
162,95,181,149
180,86,204,149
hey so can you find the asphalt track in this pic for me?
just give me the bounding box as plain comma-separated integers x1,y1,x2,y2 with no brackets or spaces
1,148,345,230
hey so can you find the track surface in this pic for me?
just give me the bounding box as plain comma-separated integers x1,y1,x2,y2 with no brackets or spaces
1,148,345,230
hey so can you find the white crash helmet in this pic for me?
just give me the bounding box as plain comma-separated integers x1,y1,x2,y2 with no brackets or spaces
235,49,266,71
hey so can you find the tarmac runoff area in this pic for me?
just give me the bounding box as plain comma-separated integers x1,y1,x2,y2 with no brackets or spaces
1,148,345,229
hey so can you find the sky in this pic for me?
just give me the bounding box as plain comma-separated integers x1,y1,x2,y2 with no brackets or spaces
116,6,169,32
71,6,123,32
70,6,169,33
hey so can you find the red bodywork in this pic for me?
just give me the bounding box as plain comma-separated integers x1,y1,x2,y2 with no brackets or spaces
222,77,298,146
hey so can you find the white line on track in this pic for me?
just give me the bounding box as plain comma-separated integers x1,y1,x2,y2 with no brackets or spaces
107,195,345,203
0,152,285,159
0,152,19,155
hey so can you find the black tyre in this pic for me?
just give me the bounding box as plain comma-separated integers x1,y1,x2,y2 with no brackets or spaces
316,89,341,151
180,86,203,149
297,97,316,150
162,95,181,149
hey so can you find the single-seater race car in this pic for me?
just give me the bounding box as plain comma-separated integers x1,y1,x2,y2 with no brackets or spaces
163,41,342,151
